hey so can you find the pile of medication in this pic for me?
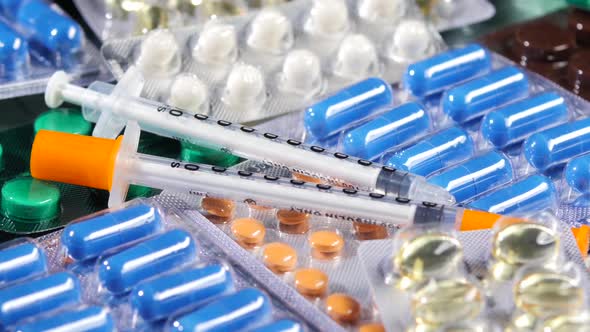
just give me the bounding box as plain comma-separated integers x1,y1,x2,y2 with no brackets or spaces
0,200,319,332
359,213,590,331
301,43,590,216
100,0,446,123
193,196,390,330
0,0,104,99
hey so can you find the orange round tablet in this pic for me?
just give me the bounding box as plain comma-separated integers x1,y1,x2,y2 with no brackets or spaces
353,222,388,241
201,197,235,223
294,268,329,298
325,293,361,325
262,242,298,274
231,218,266,249
276,209,310,234
358,323,385,332
309,230,344,259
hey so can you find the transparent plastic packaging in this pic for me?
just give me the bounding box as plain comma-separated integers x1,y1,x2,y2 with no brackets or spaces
0,0,105,100
264,44,590,214
357,212,589,332
0,198,337,331
100,0,447,123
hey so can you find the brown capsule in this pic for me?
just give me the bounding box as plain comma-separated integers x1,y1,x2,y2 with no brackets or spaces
569,8,590,46
325,293,361,325
353,222,388,240
568,49,590,100
514,21,575,63
309,230,344,259
294,268,329,298
276,209,310,234
231,218,266,249
201,197,235,223
262,242,298,274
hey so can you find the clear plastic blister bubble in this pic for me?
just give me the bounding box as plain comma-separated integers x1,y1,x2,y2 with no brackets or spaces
0,196,338,332
100,0,446,123
357,211,589,332
190,196,391,330
0,0,105,99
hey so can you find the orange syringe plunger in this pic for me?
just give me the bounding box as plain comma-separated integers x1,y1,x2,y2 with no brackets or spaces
31,130,122,191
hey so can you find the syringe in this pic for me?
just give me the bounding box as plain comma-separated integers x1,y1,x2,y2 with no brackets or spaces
43,70,454,204
32,122,498,230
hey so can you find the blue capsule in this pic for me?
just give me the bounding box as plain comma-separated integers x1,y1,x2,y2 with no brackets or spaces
404,44,492,98
14,306,115,332
250,319,303,332
524,117,590,171
442,66,529,123
61,204,163,262
0,20,27,74
566,154,590,193
428,151,513,202
468,175,557,214
131,264,234,322
385,127,474,176
341,102,430,160
14,0,83,56
482,92,568,149
0,272,81,328
169,288,271,332
305,77,393,140
99,229,198,294
0,241,47,286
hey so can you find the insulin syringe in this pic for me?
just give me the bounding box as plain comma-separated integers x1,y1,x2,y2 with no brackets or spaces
32,123,498,230
43,71,454,204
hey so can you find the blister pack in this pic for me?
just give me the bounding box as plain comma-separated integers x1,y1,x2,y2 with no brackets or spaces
100,0,446,123
266,44,590,218
179,192,391,331
358,212,590,331
0,195,343,331
0,0,106,99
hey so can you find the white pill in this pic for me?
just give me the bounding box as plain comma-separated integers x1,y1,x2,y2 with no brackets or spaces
247,9,293,54
137,30,179,71
193,22,238,65
223,64,266,107
280,49,321,94
392,19,432,59
358,0,405,22
306,0,349,36
333,34,378,79
168,74,209,113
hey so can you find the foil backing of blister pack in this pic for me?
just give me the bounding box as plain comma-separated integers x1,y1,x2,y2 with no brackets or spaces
100,0,447,124
28,192,344,332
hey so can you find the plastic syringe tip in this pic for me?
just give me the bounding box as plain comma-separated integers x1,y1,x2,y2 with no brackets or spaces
410,181,456,205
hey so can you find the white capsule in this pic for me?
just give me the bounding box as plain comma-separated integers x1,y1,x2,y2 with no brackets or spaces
193,22,238,65
168,74,209,114
390,19,434,60
333,34,378,79
305,0,349,36
137,29,180,73
279,49,322,95
357,0,405,23
223,64,266,108
247,9,293,54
